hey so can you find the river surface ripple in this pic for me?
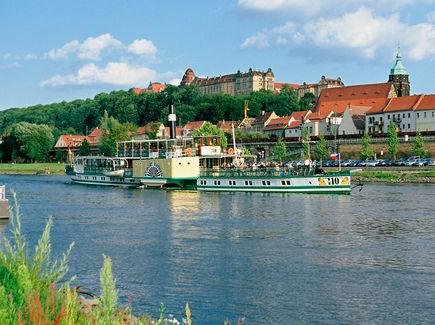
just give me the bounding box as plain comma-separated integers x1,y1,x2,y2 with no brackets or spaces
1,174,435,324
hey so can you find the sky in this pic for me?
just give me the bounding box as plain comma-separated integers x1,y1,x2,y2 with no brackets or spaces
1,0,435,110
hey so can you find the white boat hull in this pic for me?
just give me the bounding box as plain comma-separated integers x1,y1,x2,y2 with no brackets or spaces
197,174,351,194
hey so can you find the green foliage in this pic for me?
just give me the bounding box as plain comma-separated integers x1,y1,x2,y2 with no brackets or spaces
99,255,118,321
1,122,54,162
360,131,374,160
299,92,316,111
315,134,328,163
411,131,427,158
78,138,90,156
0,192,74,323
99,111,135,156
273,138,286,162
387,121,399,159
193,122,228,149
0,83,306,138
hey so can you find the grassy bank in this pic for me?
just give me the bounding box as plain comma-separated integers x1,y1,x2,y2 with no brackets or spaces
0,163,66,175
353,170,435,183
0,194,194,325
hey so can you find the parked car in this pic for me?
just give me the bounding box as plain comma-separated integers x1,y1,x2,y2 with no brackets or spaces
428,158,435,166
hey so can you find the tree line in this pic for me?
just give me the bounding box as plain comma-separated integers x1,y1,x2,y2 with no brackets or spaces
0,85,315,162
0,85,313,137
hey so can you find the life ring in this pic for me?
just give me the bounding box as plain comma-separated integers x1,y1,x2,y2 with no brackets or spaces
227,148,234,155
185,148,192,156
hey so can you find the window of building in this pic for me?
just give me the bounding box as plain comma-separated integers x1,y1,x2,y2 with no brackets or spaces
402,124,405,129
403,113,405,118
424,112,427,118
432,112,434,117
387,115,390,119
380,117,383,122
417,113,420,118
408,113,411,118
408,124,410,129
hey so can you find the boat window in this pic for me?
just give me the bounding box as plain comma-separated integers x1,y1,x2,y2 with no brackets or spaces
267,181,271,186
281,181,285,185
286,180,291,185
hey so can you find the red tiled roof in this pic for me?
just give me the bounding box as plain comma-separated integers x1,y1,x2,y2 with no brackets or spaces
306,110,333,121
184,121,207,130
415,94,435,111
263,116,292,130
217,120,239,133
288,120,302,129
382,95,421,112
274,82,300,90
88,127,102,138
315,82,393,116
289,110,311,122
132,82,167,94
164,127,183,137
366,94,435,114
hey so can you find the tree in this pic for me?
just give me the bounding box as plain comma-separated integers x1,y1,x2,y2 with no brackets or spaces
411,131,427,157
315,134,328,166
387,121,399,159
99,111,135,156
2,122,54,162
299,93,316,111
79,138,90,156
360,131,374,160
193,122,228,149
273,138,286,162
301,126,310,159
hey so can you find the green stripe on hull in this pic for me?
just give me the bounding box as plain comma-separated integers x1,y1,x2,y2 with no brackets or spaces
197,185,350,194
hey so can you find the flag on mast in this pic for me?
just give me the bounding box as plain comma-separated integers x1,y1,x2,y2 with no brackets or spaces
330,153,340,161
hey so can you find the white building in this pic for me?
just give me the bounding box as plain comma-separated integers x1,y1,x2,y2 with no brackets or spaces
365,94,435,134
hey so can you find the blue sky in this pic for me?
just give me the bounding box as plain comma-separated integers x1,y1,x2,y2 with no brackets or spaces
1,0,434,110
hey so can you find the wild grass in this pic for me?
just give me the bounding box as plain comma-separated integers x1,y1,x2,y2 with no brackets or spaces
0,192,197,324
0,163,66,175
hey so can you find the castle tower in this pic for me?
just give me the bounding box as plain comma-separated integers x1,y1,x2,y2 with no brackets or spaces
388,48,410,97
180,68,196,87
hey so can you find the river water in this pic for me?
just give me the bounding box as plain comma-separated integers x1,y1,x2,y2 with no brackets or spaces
1,174,435,324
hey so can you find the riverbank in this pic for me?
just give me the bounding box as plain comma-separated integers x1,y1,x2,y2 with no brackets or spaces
1,163,434,183
353,170,435,183
0,163,66,175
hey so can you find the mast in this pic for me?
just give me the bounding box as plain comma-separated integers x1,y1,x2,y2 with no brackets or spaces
168,103,176,140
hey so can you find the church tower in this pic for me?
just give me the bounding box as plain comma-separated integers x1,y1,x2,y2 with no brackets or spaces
388,48,410,97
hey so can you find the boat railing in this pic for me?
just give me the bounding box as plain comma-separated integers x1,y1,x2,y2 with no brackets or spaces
82,166,133,176
200,167,351,178
117,148,195,159
200,166,314,177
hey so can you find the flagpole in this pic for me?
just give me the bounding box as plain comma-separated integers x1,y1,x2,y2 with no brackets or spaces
338,152,341,171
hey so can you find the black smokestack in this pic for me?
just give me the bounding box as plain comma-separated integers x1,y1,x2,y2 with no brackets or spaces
168,103,176,139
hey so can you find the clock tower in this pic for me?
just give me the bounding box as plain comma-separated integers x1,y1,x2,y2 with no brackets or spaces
388,48,410,97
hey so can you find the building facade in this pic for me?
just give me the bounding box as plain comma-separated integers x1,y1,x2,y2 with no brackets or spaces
365,94,435,134
180,68,275,96
297,76,344,99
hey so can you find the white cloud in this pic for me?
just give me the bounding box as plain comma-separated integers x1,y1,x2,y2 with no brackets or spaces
127,39,157,57
24,53,37,60
46,40,80,60
3,53,13,60
45,34,123,61
238,0,322,16
241,32,270,49
427,11,435,22
237,0,435,18
78,34,122,60
41,62,157,87
241,7,435,62
0,62,20,69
